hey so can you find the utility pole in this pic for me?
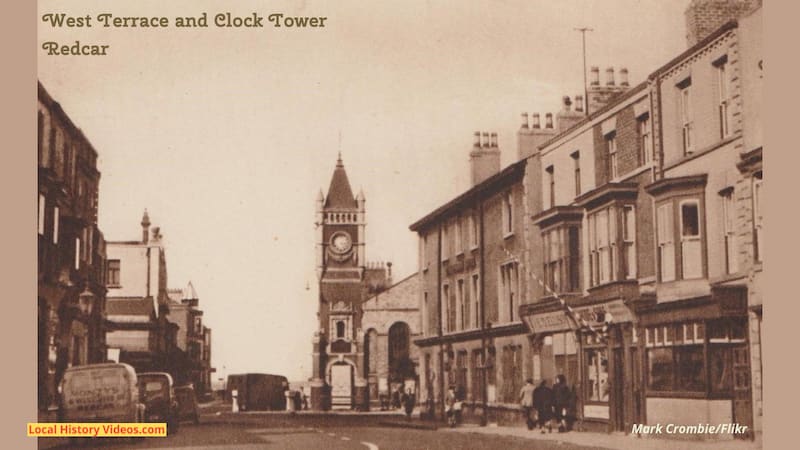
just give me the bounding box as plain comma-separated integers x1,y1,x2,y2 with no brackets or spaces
574,27,593,115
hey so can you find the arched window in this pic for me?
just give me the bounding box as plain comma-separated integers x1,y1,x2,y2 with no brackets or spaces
336,321,345,339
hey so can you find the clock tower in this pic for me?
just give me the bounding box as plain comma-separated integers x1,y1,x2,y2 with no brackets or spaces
311,154,369,410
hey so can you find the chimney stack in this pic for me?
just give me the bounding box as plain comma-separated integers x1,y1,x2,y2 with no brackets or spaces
521,112,529,129
590,66,600,86
532,113,541,129
684,0,760,47
606,67,615,86
545,113,553,129
575,95,584,113
141,210,151,244
620,67,629,87
470,130,501,186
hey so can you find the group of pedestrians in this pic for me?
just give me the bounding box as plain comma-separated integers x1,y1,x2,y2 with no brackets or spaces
519,375,577,433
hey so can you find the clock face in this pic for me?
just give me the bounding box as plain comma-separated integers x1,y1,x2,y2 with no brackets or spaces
330,232,352,254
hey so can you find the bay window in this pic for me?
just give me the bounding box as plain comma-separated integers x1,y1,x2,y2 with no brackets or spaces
657,203,676,282
543,226,581,293
721,189,738,274
680,200,702,279
622,205,637,279
588,208,613,286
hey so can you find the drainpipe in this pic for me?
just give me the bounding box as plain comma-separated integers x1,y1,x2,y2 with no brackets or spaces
479,200,488,427
437,225,445,421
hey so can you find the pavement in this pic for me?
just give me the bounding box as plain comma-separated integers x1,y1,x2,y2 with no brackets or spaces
444,423,763,450
36,401,764,450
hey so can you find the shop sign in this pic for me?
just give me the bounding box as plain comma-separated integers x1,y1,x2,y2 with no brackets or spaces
525,311,574,334
573,300,635,327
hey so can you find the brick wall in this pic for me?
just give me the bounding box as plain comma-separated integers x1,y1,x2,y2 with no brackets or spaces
685,0,760,47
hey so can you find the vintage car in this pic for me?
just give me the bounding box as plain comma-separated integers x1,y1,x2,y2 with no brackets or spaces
137,372,179,433
174,384,200,424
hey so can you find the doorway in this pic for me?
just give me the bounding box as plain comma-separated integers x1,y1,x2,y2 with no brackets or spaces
330,363,353,409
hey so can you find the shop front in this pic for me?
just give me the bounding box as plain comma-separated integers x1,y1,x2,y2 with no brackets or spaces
521,297,639,433
634,287,753,440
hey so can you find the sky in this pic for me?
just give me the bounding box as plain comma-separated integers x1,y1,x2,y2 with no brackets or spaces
37,0,689,383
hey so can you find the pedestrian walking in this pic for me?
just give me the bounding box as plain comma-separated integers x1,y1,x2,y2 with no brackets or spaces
533,379,553,433
518,378,536,430
402,387,416,420
445,385,460,427
552,374,570,432
300,387,308,410
565,384,578,431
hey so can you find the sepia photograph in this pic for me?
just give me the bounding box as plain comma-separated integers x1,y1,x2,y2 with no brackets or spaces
33,0,764,448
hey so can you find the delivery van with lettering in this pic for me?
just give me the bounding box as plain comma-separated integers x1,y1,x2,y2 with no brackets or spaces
58,362,145,423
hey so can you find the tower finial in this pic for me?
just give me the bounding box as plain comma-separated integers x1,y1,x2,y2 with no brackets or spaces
141,209,151,244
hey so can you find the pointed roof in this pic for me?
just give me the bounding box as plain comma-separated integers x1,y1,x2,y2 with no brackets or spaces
324,155,357,209
183,281,198,300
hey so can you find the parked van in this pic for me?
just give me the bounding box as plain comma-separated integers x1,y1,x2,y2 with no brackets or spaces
225,373,288,411
137,372,179,433
58,363,145,423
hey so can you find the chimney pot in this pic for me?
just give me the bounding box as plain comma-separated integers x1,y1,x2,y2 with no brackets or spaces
532,113,541,129
473,131,481,147
590,66,600,86
575,95,584,112
521,112,529,129
563,96,572,111
482,132,490,148
545,113,553,129
620,67,629,87
606,67,615,86
490,132,498,147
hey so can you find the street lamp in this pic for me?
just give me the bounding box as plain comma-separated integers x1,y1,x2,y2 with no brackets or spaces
77,285,95,316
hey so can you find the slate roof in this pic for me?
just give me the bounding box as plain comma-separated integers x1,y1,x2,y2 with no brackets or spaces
324,156,357,209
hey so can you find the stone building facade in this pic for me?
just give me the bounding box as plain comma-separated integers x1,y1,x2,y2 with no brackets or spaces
361,273,421,408
37,81,108,412
105,212,179,375
410,0,762,440
166,282,215,396
310,156,399,410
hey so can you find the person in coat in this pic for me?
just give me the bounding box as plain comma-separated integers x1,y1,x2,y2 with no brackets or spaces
533,379,554,433
402,387,416,420
518,378,536,430
552,374,570,432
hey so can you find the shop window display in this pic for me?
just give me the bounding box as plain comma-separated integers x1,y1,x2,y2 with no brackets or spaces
586,349,609,402
645,319,745,395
